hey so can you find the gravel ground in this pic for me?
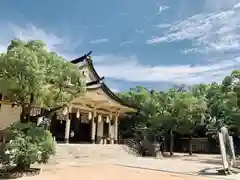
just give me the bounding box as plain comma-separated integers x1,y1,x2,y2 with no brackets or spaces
15,146,240,180
18,154,240,180
20,164,220,180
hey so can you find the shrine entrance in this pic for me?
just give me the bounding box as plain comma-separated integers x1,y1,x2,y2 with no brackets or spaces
51,113,92,143
69,113,92,143
50,52,136,144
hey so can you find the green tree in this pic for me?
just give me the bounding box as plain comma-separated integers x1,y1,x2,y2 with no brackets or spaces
0,122,56,171
206,81,239,136
176,92,207,155
119,70,240,156
0,39,86,122
118,86,157,139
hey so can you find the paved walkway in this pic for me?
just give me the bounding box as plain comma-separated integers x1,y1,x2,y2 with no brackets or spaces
113,157,240,180
20,164,218,180
19,156,240,180
20,145,240,180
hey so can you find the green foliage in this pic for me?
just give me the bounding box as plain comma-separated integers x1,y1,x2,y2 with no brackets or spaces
0,122,56,169
0,39,86,116
118,69,240,155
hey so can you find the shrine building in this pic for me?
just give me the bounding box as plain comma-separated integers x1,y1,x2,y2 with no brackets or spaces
0,52,136,144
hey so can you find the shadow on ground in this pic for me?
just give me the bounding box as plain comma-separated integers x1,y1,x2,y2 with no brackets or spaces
198,167,224,176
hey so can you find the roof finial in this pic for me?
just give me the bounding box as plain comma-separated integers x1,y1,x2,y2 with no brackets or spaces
70,51,92,64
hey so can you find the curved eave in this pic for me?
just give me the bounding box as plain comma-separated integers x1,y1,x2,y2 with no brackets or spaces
71,55,137,112
86,59,137,111
86,82,137,112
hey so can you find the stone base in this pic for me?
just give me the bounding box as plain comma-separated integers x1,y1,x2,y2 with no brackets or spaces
64,138,69,144
218,169,232,175
96,136,101,144
200,168,240,176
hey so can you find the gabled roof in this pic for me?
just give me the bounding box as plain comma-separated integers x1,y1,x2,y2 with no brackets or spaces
71,52,136,110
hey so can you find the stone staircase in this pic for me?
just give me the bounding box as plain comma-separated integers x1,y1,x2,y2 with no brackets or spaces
49,144,136,166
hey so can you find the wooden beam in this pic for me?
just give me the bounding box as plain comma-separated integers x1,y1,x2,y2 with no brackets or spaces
71,103,113,115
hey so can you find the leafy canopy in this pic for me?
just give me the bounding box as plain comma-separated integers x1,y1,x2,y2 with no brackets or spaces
118,70,240,140
0,39,86,109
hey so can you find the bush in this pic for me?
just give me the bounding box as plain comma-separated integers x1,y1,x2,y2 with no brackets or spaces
0,122,56,170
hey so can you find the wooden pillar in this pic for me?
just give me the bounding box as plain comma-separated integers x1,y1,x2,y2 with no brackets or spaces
90,111,96,144
97,114,103,144
109,122,114,144
2,132,6,145
106,115,113,144
64,106,71,144
114,114,119,144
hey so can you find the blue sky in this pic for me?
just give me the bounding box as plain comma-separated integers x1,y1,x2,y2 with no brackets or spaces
0,0,240,92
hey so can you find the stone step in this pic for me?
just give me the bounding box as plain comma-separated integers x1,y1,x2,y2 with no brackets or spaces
49,144,136,165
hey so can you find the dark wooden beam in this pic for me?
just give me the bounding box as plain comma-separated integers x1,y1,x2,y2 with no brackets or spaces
71,51,92,64
86,77,104,87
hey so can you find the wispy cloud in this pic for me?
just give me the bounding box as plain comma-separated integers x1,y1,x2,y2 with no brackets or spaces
144,4,170,22
0,21,238,87
92,54,240,85
156,5,169,15
156,24,171,29
144,0,240,84
147,1,240,54
110,88,120,93
89,38,109,44
0,23,78,60
234,2,240,8
120,41,134,47
136,29,145,34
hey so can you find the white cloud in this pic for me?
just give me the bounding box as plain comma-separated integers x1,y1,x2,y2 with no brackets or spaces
89,38,109,44
156,24,171,29
205,0,240,11
10,24,64,51
92,54,240,85
0,21,238,86
145,0,240,85
157,5,169,15
110,88,120,93
0,23,77,60
136,29,145,34
234,2,240,8
147,1,240,54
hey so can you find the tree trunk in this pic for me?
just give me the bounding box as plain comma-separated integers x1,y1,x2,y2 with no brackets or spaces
20,105,28,123
169,130,174,156
41,106,63,130
164,134,167,152
189,135,193,156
